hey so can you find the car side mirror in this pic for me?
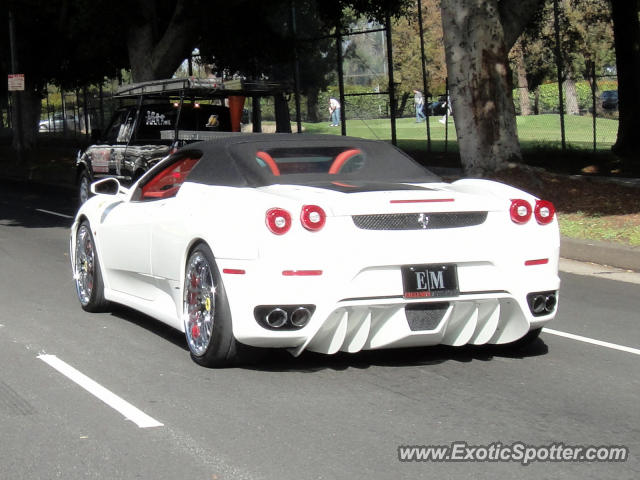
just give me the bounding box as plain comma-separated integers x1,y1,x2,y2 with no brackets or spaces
90,177,128,196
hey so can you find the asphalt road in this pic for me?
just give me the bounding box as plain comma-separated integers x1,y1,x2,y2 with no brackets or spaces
1,179,638,480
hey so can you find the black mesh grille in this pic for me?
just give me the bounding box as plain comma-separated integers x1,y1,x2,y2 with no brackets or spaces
352,212,487,230
405,303,450,331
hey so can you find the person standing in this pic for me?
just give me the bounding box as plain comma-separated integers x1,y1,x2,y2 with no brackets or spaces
329,98,341,127
413,90,426,122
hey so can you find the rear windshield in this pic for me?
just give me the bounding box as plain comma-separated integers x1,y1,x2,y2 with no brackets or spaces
255,147,366,176
224,140,439,186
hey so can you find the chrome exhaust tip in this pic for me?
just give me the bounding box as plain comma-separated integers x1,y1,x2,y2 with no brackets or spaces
532,295,547,314
265,308,288,328
290,307,312,328
544,294,557,313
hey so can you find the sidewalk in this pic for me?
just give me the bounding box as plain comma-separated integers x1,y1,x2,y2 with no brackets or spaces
560,237,640,273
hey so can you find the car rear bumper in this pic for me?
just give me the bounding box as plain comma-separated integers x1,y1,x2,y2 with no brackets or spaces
219,254,560,355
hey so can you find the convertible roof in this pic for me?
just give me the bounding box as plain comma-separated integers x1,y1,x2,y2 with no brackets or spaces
182,134,439,187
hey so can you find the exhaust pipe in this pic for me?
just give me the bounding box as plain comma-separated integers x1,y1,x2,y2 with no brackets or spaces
531,295,546,314
254,304,316,330
544,294,556,313
265,308,288,328
527,291,557,316
290,307,312,328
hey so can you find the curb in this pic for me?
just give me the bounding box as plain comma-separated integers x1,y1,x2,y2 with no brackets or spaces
560,236,640,273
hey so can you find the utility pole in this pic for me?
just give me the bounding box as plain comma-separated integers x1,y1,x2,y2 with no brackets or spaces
8,9,24,161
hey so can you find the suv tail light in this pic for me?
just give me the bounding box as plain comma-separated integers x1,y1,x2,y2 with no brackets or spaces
266,208,292,235
300,205,326,231
510,199,532,224
534,200,556,225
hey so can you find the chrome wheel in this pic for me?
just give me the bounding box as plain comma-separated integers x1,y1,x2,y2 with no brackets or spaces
75,224,96,306
183,251,216,357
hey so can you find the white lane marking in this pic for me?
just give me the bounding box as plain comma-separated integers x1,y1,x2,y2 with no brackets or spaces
543,328,640,356
35,208,74,219
38,354,163,428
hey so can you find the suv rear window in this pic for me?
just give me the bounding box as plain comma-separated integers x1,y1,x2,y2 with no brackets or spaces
136,103,231,141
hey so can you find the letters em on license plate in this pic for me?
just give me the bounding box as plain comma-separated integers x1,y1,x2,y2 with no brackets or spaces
401,264,459,299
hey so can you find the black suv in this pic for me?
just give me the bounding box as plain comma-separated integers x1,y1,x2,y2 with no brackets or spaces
76,78,288,204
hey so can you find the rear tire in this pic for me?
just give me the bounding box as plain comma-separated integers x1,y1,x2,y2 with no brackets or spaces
183,244,253,367
73,221,109,312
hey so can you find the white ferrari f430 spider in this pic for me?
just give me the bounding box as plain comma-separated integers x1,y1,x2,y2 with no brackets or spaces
71,134,560,367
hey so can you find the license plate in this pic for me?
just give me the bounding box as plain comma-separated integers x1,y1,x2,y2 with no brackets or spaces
401,264,459,299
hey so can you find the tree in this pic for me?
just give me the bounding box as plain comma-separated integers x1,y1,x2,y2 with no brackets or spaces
517,0,615,116
610,0,640,157
391,0,447,99
1,0,128,152
440,0,546,175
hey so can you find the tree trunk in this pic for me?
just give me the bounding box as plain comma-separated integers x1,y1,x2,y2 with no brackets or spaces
512,40,531,116
610,0,640,157
396,92,410,118
440,0,522,176
10,89,41,153
127,0,198,82
306,89,319,123
564,76,579,115
274,93,292,133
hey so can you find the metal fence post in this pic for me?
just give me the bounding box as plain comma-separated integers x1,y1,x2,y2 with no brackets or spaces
417,0,432,152
589,60,596,152
553,0,566,150
385,13,397,146
335,23,346,136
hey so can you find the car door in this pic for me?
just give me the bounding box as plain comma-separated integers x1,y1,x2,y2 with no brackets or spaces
96,199,156,301
137,154,202,285
99,153,202,302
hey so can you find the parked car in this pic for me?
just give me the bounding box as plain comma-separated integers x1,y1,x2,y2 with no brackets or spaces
75,77,288,204
426,96,448,116
71,134,560,367
600,90,618,110
39,112,78,132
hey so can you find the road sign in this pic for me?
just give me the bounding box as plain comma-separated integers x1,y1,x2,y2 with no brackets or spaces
8,74,24,91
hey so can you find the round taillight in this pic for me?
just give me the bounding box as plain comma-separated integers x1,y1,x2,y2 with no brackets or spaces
300,205,326,231
510,199,532,224
535,200,556,225
266,208,291,235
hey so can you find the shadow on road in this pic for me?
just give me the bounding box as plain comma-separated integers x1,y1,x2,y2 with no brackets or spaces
252,340,549,373
109,305,189,352
0,179,76,229
105,303,549,372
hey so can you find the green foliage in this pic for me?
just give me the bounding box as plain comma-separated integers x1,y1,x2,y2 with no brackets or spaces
514,80,618,114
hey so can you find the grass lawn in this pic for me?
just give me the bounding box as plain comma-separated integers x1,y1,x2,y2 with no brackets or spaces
302,113,618,152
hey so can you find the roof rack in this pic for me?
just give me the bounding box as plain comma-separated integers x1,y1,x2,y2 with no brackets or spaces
115,77,287,98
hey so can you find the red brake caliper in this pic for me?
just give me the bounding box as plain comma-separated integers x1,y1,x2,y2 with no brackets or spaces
189,272,201,339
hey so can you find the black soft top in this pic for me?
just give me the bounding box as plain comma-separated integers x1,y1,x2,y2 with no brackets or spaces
182,134,439,188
